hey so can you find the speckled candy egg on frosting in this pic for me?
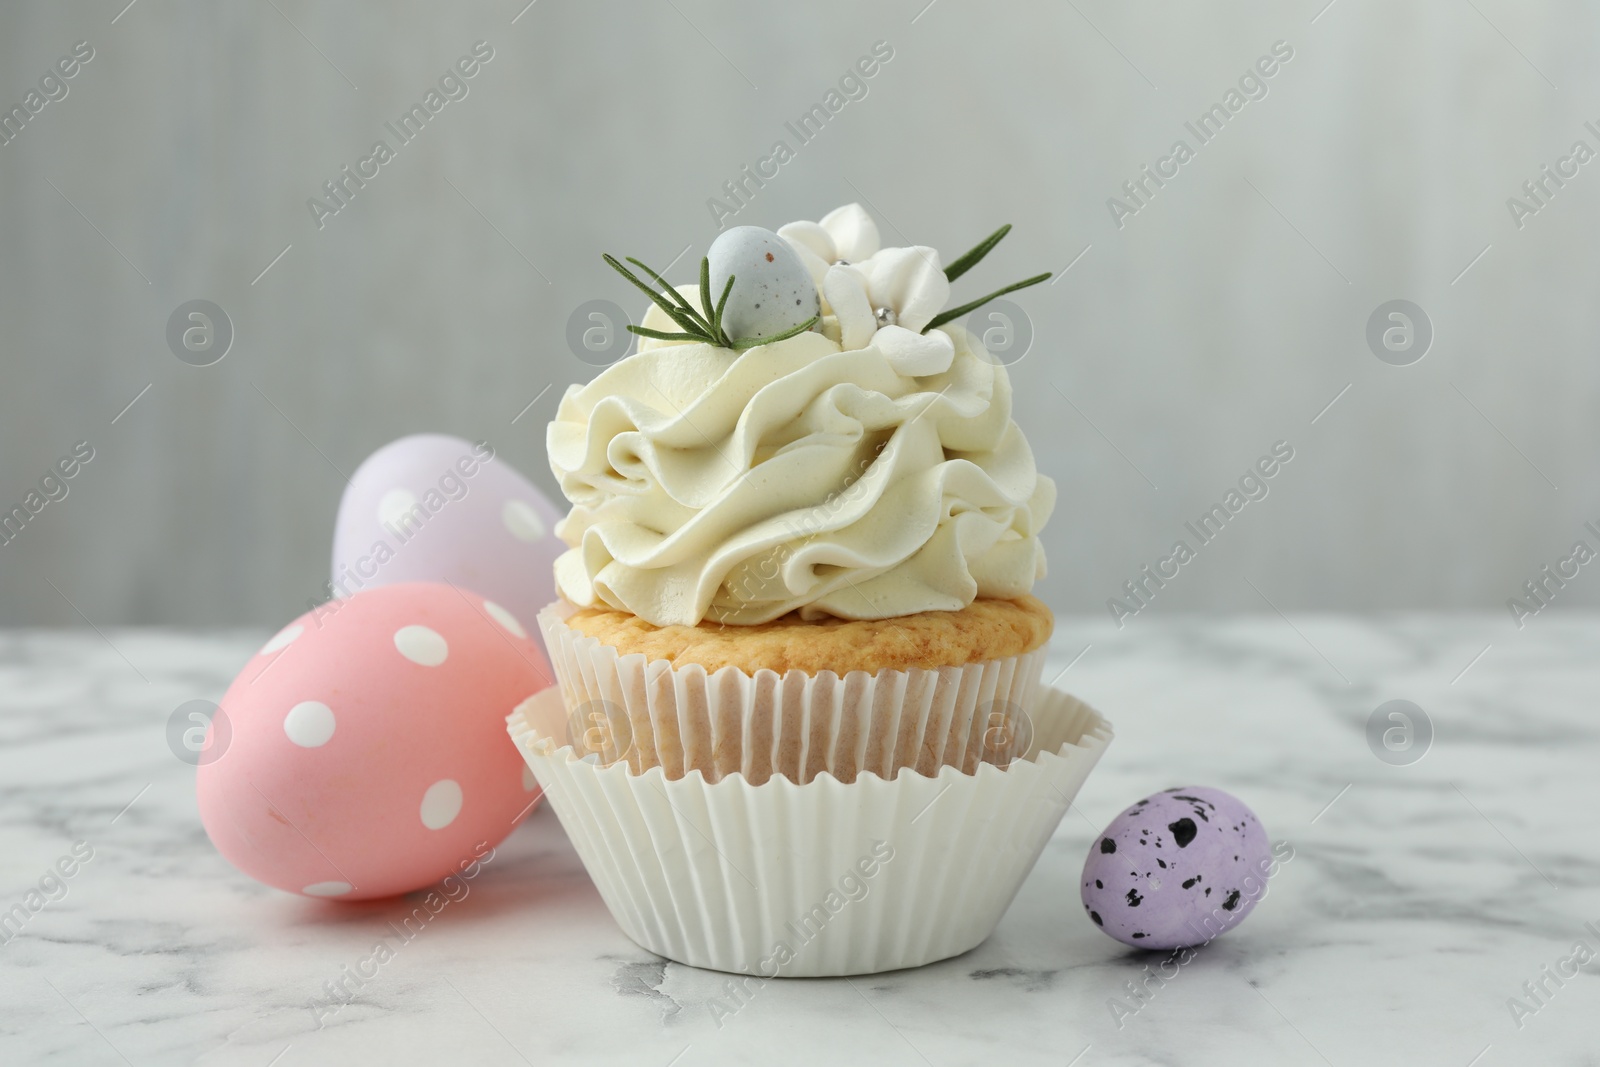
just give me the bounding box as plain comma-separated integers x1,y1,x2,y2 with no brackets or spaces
706,225,820,341
1080,786,1272,950
197,582,552,901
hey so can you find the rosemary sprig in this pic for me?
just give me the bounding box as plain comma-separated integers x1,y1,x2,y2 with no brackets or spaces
627,325,709,343
629,257,712,335
924,222,1049,334
602,254,705,337
699,257,715,340
923,272,1051,333
731,317,820,348
603,252,818,350
712,274,734,337
943,223,1010,282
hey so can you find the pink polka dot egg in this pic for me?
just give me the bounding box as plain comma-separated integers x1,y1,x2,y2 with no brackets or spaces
198,582,552,901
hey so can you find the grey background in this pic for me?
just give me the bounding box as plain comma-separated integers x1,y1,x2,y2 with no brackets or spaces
2,0,1596,628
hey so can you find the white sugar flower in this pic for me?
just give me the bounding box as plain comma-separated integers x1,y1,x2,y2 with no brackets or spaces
822,246,954,373
775,206,1052,377
777,203,881,284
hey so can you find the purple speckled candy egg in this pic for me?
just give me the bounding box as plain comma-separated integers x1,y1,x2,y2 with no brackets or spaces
1081,786,1272,951
332,434,564,633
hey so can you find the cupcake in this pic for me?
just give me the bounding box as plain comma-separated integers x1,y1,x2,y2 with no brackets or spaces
541,205,1058,785
510,683,1111,976
512,204,1113,975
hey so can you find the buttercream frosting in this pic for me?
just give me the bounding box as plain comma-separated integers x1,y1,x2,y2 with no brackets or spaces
548,207,1054,626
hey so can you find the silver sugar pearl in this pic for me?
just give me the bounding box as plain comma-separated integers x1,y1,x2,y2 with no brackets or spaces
874,306,897,328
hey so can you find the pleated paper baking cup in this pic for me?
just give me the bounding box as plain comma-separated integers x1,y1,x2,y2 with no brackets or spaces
508,684,1112,977
537,602,1048,785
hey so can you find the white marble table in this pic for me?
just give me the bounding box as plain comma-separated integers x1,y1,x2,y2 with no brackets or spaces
2,616,1596,1066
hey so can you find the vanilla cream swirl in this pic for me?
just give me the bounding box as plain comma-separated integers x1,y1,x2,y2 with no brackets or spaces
547,305,1055,626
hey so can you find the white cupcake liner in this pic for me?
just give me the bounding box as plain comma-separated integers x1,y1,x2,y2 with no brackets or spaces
508,684,1112,977
537,601,1048,785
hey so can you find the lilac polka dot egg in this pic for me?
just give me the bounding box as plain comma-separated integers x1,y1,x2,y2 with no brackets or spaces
1081,787,1274,951
331,434,565,634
